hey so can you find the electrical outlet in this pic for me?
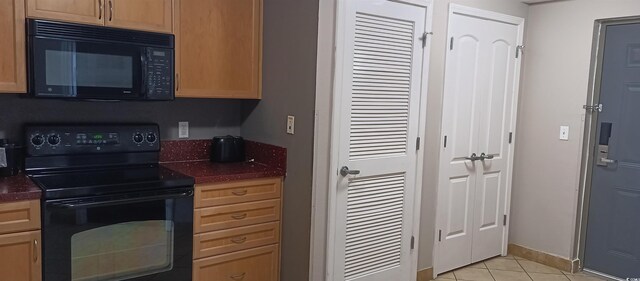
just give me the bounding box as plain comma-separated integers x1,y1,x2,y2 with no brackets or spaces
287,116,295,135
559,126,569,141
179,122,189,139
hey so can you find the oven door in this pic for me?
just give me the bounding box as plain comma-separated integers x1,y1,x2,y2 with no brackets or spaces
29,37,145,100
42,187,193,281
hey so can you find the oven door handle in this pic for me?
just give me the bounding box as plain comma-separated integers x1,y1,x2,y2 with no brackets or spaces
48,189,193,209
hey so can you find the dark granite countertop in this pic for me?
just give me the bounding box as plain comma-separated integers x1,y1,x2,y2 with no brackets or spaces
0,173,41,203
161,160,285,185
160,139,287,185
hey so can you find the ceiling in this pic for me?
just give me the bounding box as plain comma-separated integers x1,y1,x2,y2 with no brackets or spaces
522,0,563,4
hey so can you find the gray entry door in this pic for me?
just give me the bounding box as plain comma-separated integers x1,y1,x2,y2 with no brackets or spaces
584,23,640,278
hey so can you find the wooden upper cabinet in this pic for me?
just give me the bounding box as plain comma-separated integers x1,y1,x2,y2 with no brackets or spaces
175,0,263,99
26,0,173,33
26,0,103,26
0,0,26,93
0,231,42,281
106,0,172,33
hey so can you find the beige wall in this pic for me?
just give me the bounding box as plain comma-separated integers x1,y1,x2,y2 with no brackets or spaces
418,0,529,271
510,0,640,260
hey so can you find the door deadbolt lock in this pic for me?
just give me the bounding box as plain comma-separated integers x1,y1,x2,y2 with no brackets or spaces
596,145,617,167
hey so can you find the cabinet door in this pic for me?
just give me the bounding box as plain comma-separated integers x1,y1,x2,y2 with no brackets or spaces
0,0,26,93
105,0,172,33
175,0,262,99
0,231,41,281
26,0,104,26
193,244,279,281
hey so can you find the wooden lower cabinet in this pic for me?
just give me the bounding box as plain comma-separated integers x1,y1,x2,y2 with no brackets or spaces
193,244,279,281
0,200,42,281
193,177,283,281
0,230,41,281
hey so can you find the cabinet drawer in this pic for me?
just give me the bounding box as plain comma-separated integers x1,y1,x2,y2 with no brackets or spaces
195,177,281,208
194,199,280,233
0,200,40,235
194,222,279,259
193,244,279,281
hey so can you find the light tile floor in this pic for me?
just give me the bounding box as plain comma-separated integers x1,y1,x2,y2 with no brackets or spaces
432,255,609,281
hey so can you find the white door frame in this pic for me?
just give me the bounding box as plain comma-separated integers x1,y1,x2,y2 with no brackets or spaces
309,0,434,280
432,4,524,276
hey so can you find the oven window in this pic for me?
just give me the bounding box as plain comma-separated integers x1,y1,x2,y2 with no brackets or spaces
45,50,133,88
71,220,174,281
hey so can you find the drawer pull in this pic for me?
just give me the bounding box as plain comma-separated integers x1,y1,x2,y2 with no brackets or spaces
230,236,247,244
232,189,248,196
230,272,246,280
231,213,247,220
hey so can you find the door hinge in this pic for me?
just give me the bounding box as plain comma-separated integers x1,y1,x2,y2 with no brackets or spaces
438,230,442,242
419,32,432,48
416,137,421,150
503,214,508,226
509,132,513,144
583,104,603,112
410,236,415,249
444,135,448,148
450,37,454,50
516,45,525,58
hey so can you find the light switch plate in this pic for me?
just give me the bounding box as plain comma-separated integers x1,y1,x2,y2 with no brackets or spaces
559,126,569,141
287,116,295,135
179,122,189,139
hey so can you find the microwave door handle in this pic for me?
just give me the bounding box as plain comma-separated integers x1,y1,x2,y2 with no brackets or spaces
141,51,148,96
48,189,193,209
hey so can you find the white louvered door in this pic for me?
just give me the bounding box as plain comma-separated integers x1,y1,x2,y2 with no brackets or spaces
333,1,427,281
435,5,523,275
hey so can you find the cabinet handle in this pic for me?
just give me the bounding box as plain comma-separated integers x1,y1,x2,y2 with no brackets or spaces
229,272,246,280
98,0,103,20
232,189,247,196
230,236,247,244
176,73,180,91
231,213,247,220
108,0,113,21
33,240,38,263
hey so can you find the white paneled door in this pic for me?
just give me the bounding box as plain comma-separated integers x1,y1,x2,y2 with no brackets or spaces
332,0,429,281
435,5,524,274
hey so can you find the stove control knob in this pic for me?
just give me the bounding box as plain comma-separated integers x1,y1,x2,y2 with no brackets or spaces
133,133,144,143
146,132,157,143
31,135,45,146
48,134,61,146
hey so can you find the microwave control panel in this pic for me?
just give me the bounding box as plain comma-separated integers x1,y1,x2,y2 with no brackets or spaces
145,47,174,100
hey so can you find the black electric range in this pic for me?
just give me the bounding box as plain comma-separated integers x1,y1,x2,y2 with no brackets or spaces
25,124,194,281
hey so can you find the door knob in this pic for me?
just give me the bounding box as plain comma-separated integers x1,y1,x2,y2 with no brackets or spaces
599,157,617,165
480,153,495,160
340,166,360,177
465,153,480,162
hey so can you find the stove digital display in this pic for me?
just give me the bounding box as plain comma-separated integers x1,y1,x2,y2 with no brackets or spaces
76,133,119,145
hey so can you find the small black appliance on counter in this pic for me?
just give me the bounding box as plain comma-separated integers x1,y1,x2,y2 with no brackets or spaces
0,139,23,178
211,136,245,163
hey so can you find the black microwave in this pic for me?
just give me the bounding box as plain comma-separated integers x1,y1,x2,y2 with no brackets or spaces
27,19,175,101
